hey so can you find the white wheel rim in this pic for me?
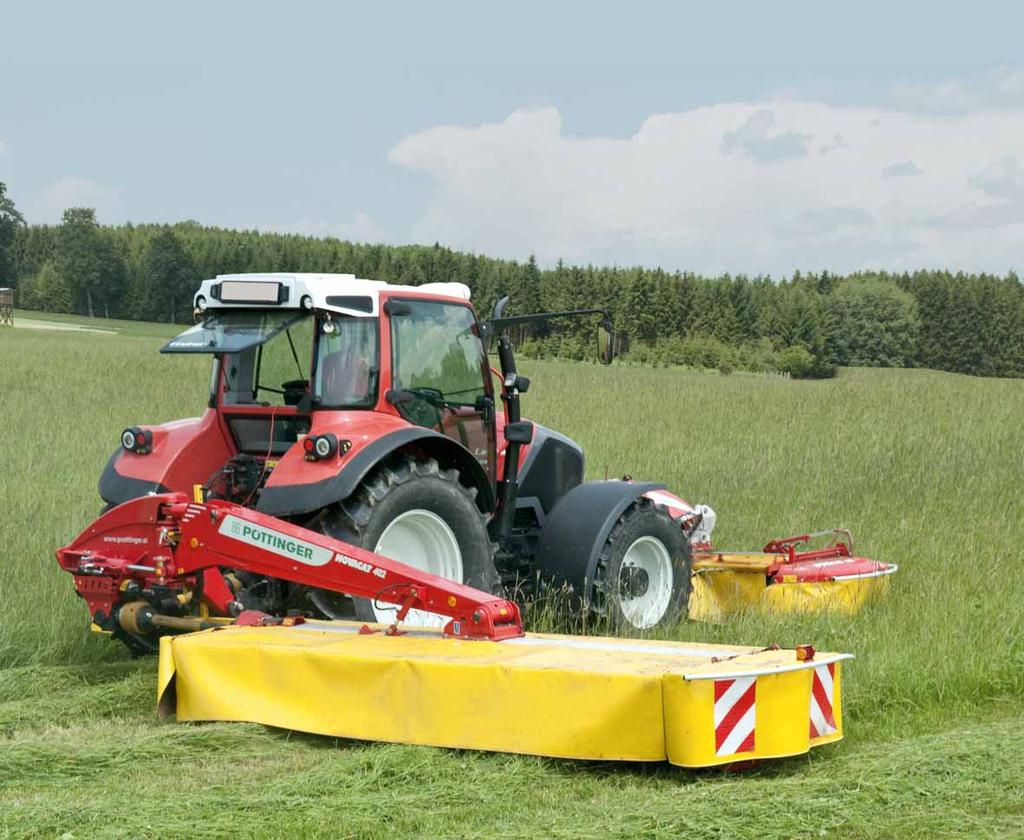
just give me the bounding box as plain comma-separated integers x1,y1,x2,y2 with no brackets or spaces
372,509,463,627
618,535,673,629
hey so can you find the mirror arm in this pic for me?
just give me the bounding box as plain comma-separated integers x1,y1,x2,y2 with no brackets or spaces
493,334,532,545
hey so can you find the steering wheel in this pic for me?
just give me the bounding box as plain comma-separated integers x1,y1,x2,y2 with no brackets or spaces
281,379,309,407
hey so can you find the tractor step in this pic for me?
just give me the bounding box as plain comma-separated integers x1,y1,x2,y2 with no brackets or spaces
157,621,850,768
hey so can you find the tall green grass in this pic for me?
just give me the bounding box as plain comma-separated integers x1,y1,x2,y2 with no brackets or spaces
527,360,1024,741
0,660,1021,839
1,315,1023,838
1,321,1023,728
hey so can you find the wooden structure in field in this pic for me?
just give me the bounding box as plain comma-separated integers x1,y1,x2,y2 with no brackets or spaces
0,288,13,326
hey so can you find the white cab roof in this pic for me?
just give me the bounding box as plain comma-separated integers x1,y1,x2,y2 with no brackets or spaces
194,273,471,317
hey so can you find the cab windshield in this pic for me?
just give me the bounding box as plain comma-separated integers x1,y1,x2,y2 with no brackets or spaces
161,310,310,355
163,309,378,412
217,313,315,408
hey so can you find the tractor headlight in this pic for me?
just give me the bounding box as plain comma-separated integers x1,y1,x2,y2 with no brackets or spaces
303,433,348,462
314,435,335,458
301,294,313,310
195,295,208,311
121,427,152,454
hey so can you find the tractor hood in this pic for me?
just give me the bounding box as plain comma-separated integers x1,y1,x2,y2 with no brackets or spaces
160,310,309,354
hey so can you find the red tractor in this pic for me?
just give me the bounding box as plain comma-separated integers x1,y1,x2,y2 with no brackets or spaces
96,273,698,652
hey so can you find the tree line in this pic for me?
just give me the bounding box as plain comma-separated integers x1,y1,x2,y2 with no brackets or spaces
1,190,1022,379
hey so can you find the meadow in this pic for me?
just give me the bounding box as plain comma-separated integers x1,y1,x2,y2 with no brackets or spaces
1,310,1022,839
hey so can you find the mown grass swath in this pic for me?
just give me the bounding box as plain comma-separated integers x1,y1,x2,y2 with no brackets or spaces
0,312,1022,838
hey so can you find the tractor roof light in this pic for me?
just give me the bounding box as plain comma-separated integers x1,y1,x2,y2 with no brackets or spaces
301,294,314,310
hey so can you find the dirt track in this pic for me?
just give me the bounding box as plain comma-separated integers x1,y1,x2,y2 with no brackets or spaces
9,319,115,335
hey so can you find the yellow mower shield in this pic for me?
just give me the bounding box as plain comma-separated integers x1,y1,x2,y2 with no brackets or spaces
158,621,850,769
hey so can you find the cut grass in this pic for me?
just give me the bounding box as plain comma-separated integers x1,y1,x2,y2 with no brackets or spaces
1,323,1023,838
0,665,1021,840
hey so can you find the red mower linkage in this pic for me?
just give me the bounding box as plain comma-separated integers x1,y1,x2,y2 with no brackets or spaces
57,493,523,646
759,529,894,583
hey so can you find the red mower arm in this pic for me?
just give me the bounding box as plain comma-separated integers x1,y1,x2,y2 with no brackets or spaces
56,492,523,641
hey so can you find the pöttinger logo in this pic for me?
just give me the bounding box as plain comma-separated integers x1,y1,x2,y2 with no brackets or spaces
218,515,333,567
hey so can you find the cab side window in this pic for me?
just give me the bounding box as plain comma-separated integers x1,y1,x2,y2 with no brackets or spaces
314,317,380,408
390,299,493,474
391,300,487,411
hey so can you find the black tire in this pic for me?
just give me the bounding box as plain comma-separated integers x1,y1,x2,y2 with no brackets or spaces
592,498,691,631
308,454,498,623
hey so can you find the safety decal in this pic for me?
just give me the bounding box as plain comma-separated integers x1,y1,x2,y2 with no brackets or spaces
809,662,837,738
714,676,756,756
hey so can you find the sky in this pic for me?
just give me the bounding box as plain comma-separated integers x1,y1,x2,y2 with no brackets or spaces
2,1,1023,276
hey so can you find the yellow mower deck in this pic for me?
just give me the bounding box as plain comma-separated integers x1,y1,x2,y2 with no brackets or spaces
158,621,849,768
689,553,895,622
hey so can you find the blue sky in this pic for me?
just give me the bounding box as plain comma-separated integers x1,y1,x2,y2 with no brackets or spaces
2,1,1023,275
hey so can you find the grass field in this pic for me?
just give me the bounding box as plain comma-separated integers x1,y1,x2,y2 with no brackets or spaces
1,310,1023,839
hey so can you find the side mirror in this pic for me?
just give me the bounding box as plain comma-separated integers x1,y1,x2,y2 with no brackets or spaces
492,295,510,321
598,320,614,365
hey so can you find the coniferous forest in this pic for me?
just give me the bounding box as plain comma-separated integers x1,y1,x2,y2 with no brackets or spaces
1,190,1022,379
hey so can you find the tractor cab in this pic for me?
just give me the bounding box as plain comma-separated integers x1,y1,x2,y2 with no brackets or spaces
158,274,498,490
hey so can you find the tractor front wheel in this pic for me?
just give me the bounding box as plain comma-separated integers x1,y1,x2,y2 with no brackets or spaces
593,498,691,631
310,454,498,627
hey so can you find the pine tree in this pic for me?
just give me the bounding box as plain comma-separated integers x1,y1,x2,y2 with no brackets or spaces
142,228,196,323
57,208,105,317
0,182,25,286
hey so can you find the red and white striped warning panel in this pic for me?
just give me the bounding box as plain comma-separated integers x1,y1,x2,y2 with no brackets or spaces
809,663,837,738
714,676,756,756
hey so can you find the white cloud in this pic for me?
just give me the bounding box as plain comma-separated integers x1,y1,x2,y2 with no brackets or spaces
36,176,121,222
891,65,1024,113
882,161,925,178
721,109,810,162
991,65,1024,97
262,211,391,244
970,157,1024,200
818,134,849,155
927,157,1024,231
388,99,1024,275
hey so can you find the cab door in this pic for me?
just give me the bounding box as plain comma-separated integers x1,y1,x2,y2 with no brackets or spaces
387,298,496,482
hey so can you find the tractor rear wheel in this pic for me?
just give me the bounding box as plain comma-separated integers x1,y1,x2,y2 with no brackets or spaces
592,498,691,631
309,454,498,627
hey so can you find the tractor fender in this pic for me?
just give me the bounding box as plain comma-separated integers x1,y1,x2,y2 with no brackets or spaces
256,427,496,518
99,412,231,506
98,449,170,506
533,480,664,599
